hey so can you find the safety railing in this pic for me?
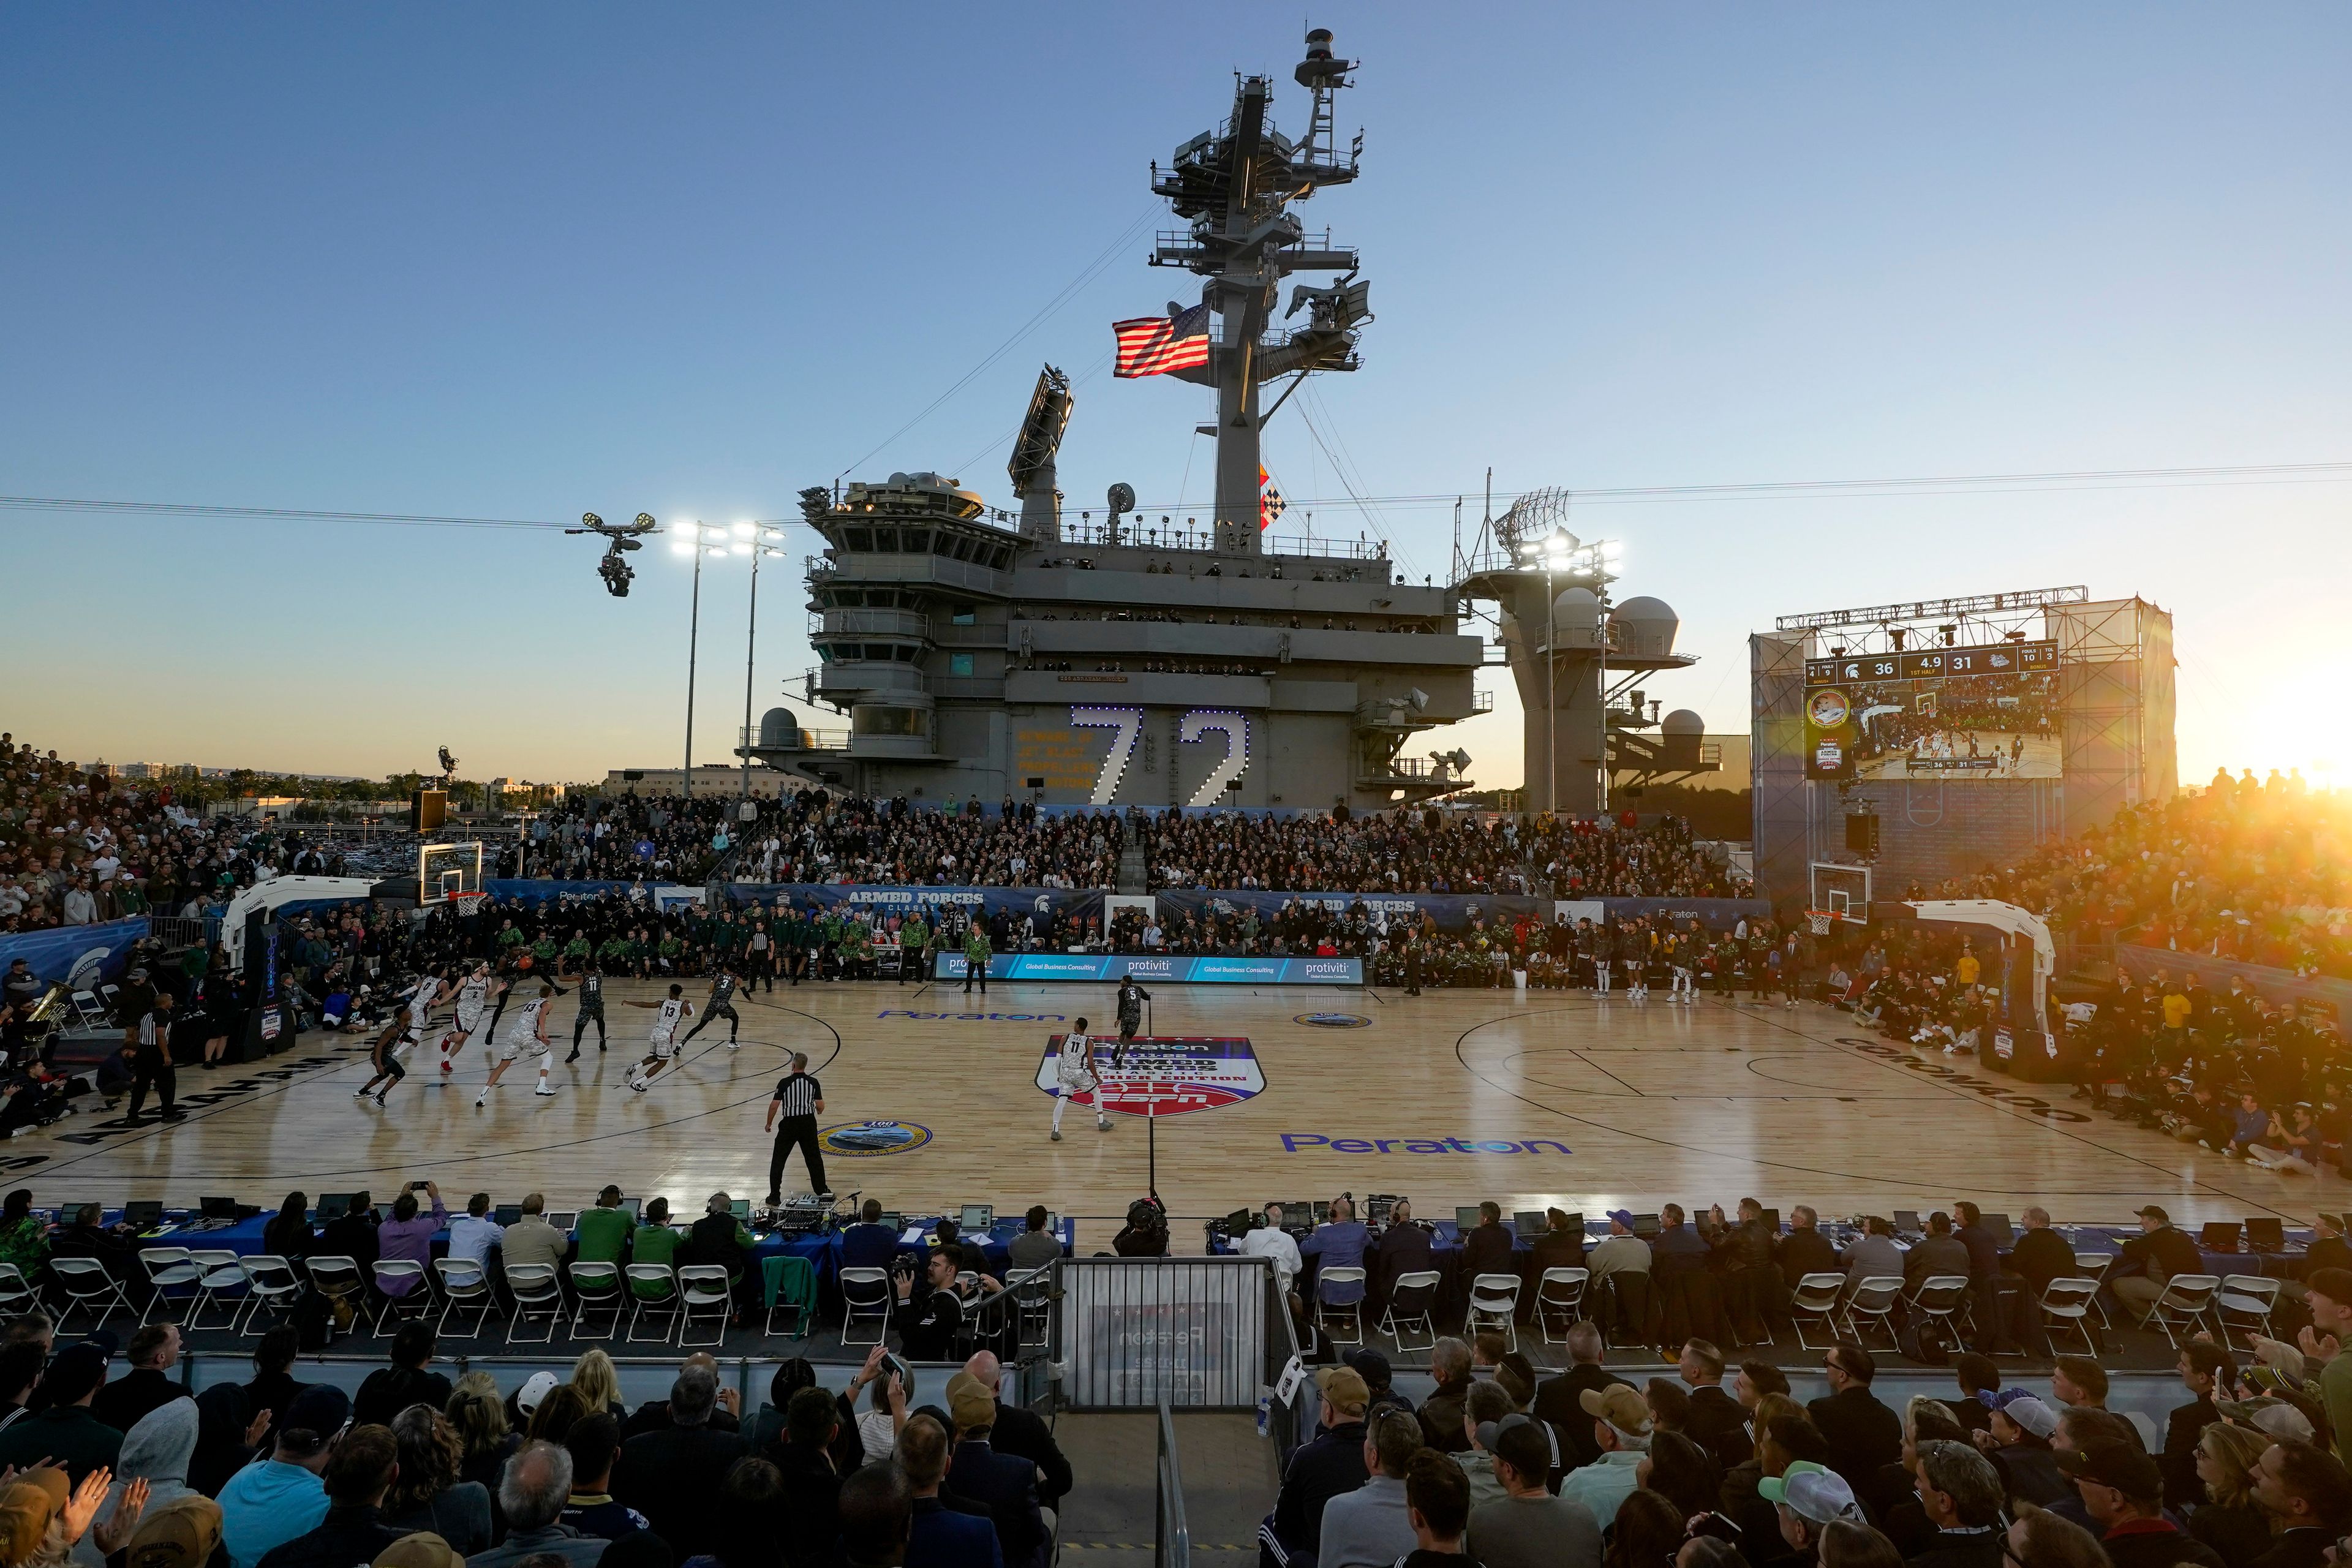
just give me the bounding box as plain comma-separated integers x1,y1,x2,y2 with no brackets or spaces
1054,1254,1269,1410
1156,1402,1191,1568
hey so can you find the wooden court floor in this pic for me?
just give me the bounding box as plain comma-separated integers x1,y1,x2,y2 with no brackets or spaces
12,978,2338,1245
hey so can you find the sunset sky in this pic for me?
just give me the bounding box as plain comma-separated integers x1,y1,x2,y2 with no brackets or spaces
5,6,2348,790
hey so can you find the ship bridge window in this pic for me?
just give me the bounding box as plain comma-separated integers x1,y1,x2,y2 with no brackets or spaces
950,603,976,626
949,653,975,677
902,530,930,553
895,644,920,663
943,535,974,562
815,646,832,662
852,706,926,737
844,527,872,552
987,546,1012,570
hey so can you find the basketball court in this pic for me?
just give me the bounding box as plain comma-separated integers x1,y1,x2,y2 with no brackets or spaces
12,976,2332,1243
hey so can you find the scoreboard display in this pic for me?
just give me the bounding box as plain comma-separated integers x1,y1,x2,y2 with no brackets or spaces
1803,638,2062,783
1805,639,2057,688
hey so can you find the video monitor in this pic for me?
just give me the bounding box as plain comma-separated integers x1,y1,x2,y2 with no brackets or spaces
125,1200,164,1231
1514,1210,1546,1238
1455,1207,1483,1232
1223,1208,1254,1233
2201,1221,2242,1251
201,1196,239,1220
877,1213,904,1234
2245,1217,2285,1251
1310,1200,1331,1225
1804,639,2062,782
960,1204,994,1232
494,1205,522,1226
729,1199,751,1221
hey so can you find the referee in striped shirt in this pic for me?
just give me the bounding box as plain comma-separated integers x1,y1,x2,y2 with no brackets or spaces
764,1052,829,1204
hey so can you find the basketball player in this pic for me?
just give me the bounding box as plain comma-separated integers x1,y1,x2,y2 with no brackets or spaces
436,961,505,1080
1050,1016,1112,1140
396,968,449,1058
622,984,695,1093
565,959,607,1062
680,963,742,1050
1113,977,1150,1068
355,1005,413,1106
478,981,558,1105
1668,926,1698,1003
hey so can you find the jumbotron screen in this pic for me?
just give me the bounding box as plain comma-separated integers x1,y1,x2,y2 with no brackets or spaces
1803,640,2060,782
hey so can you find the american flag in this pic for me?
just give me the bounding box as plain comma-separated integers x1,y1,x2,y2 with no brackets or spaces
1259,465,1284,530
1113,303,1212,378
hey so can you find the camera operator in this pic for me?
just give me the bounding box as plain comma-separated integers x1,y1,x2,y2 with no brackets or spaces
890,1249,963,1360
1114,1196,1169,1257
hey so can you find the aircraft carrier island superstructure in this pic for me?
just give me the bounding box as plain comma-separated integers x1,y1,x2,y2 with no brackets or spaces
745,29,1489,812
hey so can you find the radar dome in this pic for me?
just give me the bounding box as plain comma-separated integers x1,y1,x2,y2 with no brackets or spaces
1551,586,1603,649
1662,709,1705,736
758,707,801,747
1610,595,1679,660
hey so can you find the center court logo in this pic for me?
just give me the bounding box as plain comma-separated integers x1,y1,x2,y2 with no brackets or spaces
1035,1036,1265,1117
816,1120,935,1158
1294,1012,1371,1028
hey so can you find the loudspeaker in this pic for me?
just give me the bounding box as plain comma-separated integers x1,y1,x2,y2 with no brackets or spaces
1844,812,1880,857
410,788,447,832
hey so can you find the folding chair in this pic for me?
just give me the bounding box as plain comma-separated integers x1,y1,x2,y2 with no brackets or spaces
839,1267,891,1348
1841,1276,1904,1349
1535,1268,1590,1344
434,1257,500,1339
236,1256,305,1335
505,1264,565,1344
137,1248,203,1327
1377,1270,1441,1352
1904,1275,1975,1346
1316,1267,1368,1348
677,1265,733,1348
186,1250,250,1331
2215,1274,2282,1352
1789,1273,1847,1352
1005,1267,1054,1351
370,1261,434,1335
625,1265,680,1344
306,1255,368,1339
1466,1273,1523,1354
2035,1277,2103,1357
2144,1275,2222,1349
568,1261,625,1341
0,1264,37,1319
49,1256,129,1331
2072,1253,2116,1328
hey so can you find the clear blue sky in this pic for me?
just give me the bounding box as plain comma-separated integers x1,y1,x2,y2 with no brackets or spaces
6,5,2347,789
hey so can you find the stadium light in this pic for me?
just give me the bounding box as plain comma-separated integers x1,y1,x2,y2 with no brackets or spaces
731,521,757,539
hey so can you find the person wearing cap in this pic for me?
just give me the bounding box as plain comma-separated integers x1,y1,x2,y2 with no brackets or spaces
1533,1321,1631,1472
942,1371,1044,1568
1764,1461,1863,1566
2302,1267,2352,1472
374,1533,467,1568
1588,1213,1649,1340
1465,1415,1599,1568
2113,1205,2205,1326
2165,1343,2236,1509
1909,1439,2009,1568
1561,1384,1651,1529
1974,1390,2067,1510
2061,1439,2225,1568
0,1344,122,1482
254,1424,409,1568
217,1387,344,1568
353,1324,451,1430
1319,1406,1423,1568
122,1493,223,1568
1257,1367,1371,1568
1808,1344,1900,1501
1344,1349,1413,1420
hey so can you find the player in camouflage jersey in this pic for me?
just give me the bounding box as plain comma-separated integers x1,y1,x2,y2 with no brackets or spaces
565,959,608,1061
680,963,744,1050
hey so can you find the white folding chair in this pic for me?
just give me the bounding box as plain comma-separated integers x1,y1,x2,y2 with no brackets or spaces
505,1263,565,1344
433,1257,500,1339
839,1267,891,1348
2215,1274,2282,1352
2073,1253,2117,1327
1904,1274,1975,1345
1535,1267,1590,1344
185,1250,250,1331
677,1265,733,1348
1378,1270,1441,1352
2036,1277,2102,1357
1315,1267,1368,1348
236,1255,305,1335
0,1264,37,1319
305,1255,368,1338
1841,1276,1905,1348
1789,1273,1846,1352
370,1261,434,1334
48,1256,129,1330
625,1265,681,1343
137,1248,203,1327
1466,1273,1523,1354
568,1261,625,1341
2144,1274,2222,1349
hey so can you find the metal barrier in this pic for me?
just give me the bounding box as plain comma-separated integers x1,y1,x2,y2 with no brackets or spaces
1156,1402,1191,1568
1055,1255,1268,1410
147,916,213,950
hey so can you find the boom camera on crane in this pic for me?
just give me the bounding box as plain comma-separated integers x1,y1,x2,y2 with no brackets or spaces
568,512,659,598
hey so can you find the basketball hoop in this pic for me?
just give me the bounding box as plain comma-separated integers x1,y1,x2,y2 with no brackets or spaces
1804,910,1836,937
446,890,487,913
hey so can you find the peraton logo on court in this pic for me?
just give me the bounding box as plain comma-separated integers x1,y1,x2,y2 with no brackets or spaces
1280,1133,1572,1155
1034,1036,1265,1117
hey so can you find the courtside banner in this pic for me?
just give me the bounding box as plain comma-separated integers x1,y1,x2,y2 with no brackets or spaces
935,952,1363,985
0,916,149,989
1156,889,1547,933
731,884,1106,927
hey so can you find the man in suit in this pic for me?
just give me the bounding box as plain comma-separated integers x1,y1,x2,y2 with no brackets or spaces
1530,1206,1586,1276
319,1190,382,1269
610,1363,749,1559
1950,1202,2021,1355
1371,1200,1436,1318
943,1371,1046,1568
962,1352,1071,1512
897,1414,1000,1568
1532,1321,1630,1472
2008,1207,2078,1308
1678,1339,1752,1469
1807,1342,1901,1498
1774,1206,1840,1289
1458,1202,1517,1294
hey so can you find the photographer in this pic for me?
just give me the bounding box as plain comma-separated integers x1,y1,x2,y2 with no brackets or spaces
890,1250,963,1361
1114,1196,1169,1257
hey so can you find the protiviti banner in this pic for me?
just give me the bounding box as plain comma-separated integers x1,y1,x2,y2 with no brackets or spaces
935,952,1363,985
1155,889,1547,933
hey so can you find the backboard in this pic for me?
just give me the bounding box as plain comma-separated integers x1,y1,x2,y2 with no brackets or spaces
1807,861,1871,934
420,842,484,905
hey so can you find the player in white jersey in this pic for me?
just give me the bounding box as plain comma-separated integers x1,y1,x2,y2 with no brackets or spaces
435,962,503,1080
398,971,449,1057
622,984,695,1093
1050,1016,1112,1140
477,982,558,1105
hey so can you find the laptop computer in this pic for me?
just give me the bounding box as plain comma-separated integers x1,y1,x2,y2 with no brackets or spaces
1514,1210,1546,1238
548,1212,578,1231
1455,1207,1484,1232
621,1197,643,1221
959,1204,994,1232
1632,1212,1661,1238
1983,1213,2015,1245
317,1194,353,1221
729,1199,751,1221
125,1200,164,1231
1223,1207,1254,1234
2245,1216,2286,1252
1894,1209,1922,1235
494,1205,523,1226
2201,1221,2243,1251
876,1212,904,1234
201,1197,240,1221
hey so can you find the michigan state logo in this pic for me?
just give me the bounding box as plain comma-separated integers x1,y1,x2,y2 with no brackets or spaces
816,1120,935,1158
